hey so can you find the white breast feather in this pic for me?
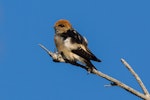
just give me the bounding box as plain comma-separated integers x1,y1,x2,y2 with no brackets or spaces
64,38,78,50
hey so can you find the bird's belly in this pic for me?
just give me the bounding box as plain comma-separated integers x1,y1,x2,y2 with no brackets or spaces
63,51,85,64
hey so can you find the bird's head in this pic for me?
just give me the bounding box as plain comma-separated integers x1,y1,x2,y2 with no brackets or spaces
54,19,72,34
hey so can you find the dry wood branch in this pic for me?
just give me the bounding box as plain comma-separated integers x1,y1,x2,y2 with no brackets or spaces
39,44,65,62
39,44,150,100
121,58,149,95
92,69,148,100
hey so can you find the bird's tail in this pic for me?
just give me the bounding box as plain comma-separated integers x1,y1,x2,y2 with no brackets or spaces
85,60,97,73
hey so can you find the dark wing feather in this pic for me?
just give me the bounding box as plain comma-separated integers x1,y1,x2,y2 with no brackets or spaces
61,29,87,45
67,30,87,45
72,47,101,62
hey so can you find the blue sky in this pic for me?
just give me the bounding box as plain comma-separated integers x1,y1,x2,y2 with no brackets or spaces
0,0,150,100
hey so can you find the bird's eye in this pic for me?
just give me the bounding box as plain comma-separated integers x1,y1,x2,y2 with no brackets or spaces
58,24,65,27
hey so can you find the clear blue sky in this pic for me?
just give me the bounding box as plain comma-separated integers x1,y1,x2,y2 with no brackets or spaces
0,0,150,100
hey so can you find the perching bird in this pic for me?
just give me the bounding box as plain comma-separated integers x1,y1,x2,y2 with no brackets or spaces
54,19,101,72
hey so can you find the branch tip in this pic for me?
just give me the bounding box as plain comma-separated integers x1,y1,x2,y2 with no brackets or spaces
121,58,149,96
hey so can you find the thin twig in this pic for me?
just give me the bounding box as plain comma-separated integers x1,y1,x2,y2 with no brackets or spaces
121,58,149,96
39,44,50,54
39,44,65,62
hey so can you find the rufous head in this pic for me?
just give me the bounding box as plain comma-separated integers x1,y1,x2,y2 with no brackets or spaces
54,19,72,34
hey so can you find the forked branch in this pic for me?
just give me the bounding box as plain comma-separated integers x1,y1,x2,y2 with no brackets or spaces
39,44,150,100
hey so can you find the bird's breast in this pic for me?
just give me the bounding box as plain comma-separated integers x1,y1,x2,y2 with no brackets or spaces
54,35,65,52
64,38,77,50
54,35,81,61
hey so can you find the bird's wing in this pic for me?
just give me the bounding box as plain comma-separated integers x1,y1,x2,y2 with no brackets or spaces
61,29,101,62
72,47,101,62
63,29,87,45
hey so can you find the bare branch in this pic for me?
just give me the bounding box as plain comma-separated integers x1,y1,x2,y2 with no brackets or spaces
121,58,149,95
92,69,147,99
39,44,150,100
39,44,65,62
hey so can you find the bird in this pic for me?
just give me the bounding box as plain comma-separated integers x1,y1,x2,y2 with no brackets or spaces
54,19,101,72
